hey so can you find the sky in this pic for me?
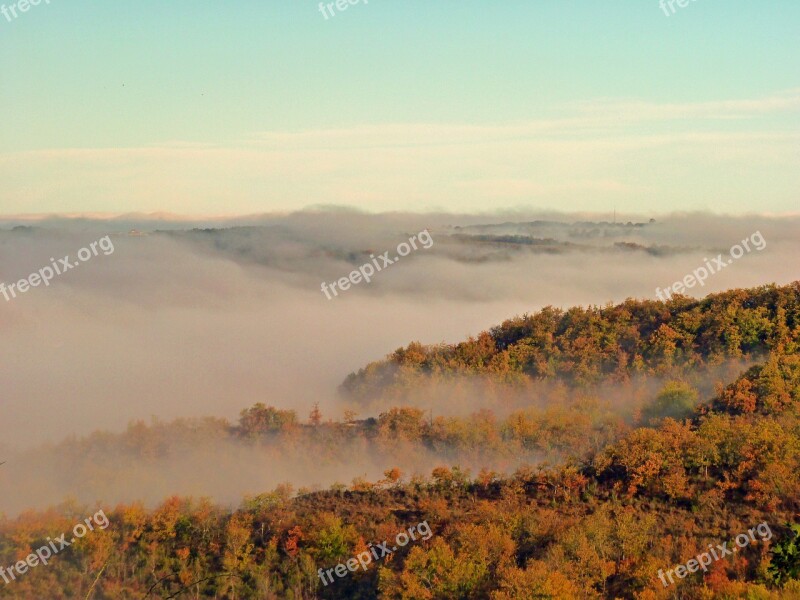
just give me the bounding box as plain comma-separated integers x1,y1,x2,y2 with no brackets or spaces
0,0,798,215
1,2,799,513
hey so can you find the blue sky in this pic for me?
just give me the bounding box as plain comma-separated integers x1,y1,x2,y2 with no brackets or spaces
0,0,798,215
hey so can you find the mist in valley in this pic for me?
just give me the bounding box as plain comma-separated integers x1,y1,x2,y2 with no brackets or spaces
1,209,797,516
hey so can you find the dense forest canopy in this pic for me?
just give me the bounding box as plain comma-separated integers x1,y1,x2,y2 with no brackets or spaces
2,282,800,599
342,283,800,401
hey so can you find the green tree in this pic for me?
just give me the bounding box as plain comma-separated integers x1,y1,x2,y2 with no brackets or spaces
642,381,698,423
769,524,800,585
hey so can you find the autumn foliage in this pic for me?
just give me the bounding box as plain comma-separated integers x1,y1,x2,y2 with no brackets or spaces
3,283,800,598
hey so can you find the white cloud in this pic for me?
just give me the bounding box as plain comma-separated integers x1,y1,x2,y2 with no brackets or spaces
0,90,798,215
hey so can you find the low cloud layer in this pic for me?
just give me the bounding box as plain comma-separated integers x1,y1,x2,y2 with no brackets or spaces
0,209,797,514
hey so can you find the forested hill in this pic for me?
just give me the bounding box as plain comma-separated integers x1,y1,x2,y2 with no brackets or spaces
341,282,800,402
3,328,800,598
3,284,800,598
